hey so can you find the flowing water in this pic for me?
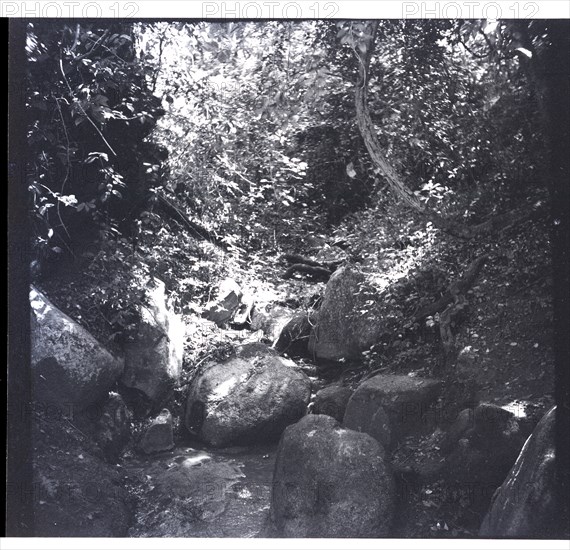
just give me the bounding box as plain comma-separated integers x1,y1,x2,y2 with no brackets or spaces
125,442,278,537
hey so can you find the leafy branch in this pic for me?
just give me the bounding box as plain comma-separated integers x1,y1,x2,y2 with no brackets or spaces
58,49,117,157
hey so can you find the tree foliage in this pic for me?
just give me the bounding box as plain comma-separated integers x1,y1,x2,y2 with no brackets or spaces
137,19,547,250
28,18,550,282
339,19,545,232
27,21,166,274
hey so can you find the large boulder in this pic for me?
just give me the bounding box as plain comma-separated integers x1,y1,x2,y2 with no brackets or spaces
344,400,392,449
30,286,124,411
343,374,442,446
270,414,395,537
202,278,242,326
479,406,559,537
121,279,185,405
184,344,311,447
308,266,383,361
312,384,353,422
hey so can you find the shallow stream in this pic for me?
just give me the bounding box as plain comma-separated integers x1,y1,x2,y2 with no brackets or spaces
124,442,278,537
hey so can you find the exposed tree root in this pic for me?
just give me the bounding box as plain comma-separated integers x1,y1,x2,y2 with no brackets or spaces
412,255,489,323
281,254,344,281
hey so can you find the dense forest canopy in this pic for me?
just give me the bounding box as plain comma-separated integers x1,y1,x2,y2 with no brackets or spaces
27,19,549,264
25,17,564,342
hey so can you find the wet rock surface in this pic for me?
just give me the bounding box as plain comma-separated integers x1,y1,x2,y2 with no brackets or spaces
126,444,277,537
137,409,175,455
94,392,132,463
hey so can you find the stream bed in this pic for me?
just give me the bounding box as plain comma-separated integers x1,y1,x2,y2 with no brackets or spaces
124,442,278,537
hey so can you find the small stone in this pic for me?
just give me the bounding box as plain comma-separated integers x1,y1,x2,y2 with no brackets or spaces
202,278,242,327
138,409,174,455
312,385,353,422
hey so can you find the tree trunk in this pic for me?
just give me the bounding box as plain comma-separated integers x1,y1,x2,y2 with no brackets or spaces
352,22,536,240
354,22,427,213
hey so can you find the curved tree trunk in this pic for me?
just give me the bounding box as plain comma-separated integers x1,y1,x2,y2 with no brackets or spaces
353,22,473,239
353,23,546,239
354,23,425,213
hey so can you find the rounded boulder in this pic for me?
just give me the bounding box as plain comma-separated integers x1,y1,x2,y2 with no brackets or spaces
184,344,311,447
270,414,395,537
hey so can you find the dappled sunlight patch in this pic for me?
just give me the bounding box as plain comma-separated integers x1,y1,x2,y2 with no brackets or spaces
501,400,528,419
180,453,211,467
237,487,253,499
210,375,243,401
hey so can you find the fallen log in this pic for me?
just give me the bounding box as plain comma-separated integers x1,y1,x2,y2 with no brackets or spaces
283,254,323,267
156,193,228,250
282,264,332,281
281,253,344,281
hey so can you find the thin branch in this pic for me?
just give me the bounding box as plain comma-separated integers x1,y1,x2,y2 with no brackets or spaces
59,51,117,157
65,418,90,440
88,38,130,65
54,97,71,193
70,24,81,53
53,97,73,241
70,29,110,63
151,28,167,94
457,35,490,59
478,24,496,54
